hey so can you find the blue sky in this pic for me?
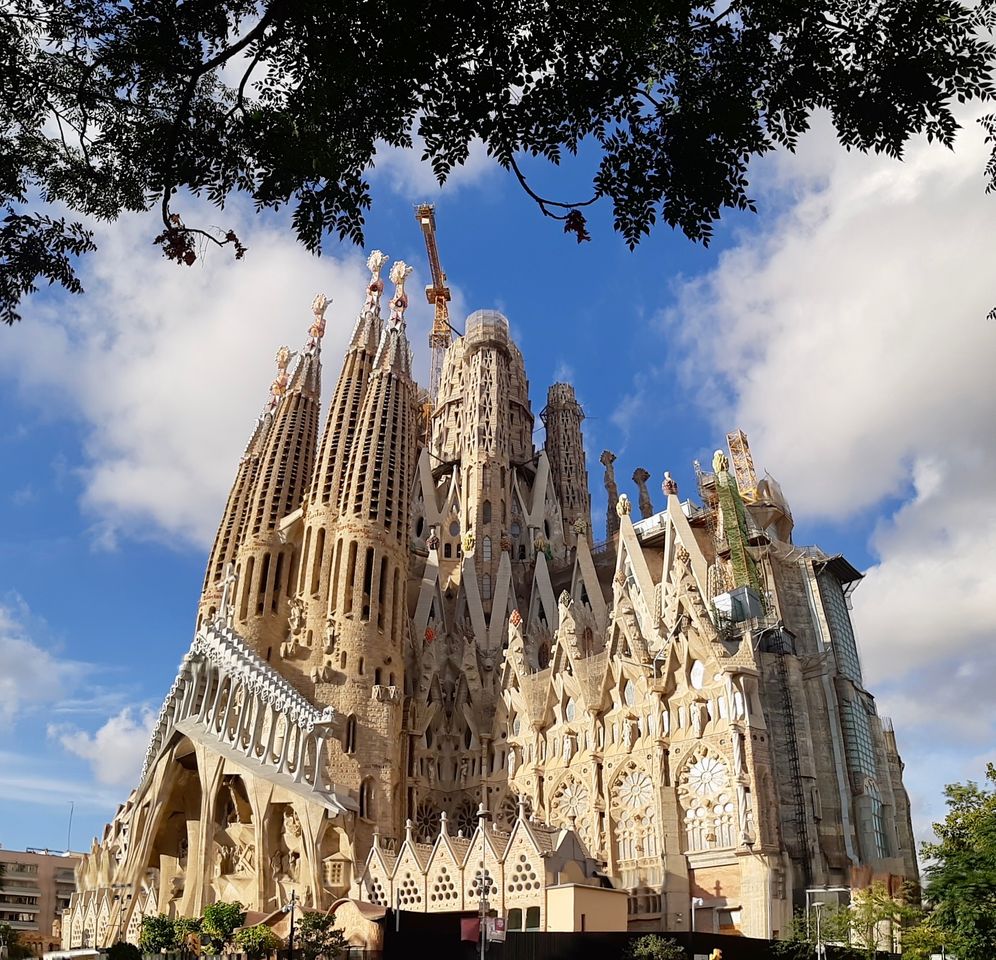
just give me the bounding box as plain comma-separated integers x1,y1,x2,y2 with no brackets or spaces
1,111,994,859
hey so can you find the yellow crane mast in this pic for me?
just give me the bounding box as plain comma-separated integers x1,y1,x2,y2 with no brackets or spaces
415,203,453,404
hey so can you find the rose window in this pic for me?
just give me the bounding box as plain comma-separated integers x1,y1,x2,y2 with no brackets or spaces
554,779,590,821
686,755,728,797
616,769,654,810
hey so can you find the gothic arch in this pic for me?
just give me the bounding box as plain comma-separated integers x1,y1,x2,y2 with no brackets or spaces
609,761,658,863
676,746,737,852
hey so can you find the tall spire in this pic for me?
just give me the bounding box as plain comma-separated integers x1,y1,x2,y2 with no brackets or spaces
309,251,388,510
226,309,324,656
319,260,419,856
197,369,279,627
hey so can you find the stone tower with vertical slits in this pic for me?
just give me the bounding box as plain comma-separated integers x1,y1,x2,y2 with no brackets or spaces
197,393,275,630
317,262,418,860
289,253,390,695
541,382,592,548
230,339,322,661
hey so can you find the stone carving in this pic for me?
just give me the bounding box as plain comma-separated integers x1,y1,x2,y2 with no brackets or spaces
572,516,588,535
217,562,238,626
600,450,620,539
309,293,330,343
616,493,632,517
324,618,336,654
499,534,512,552
288,598,305,635
663,471,679,497
509,609,522,627
632,467,654,518
713,449,729,474
363,249,390,315
389,261,414,317
462,530,475,554
271,346,293,401
426,534,440,551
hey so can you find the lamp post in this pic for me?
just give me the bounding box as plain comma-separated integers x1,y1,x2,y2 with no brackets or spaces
813,901,823,960
282,890,298,960
691,897,704,933
477,803,492,960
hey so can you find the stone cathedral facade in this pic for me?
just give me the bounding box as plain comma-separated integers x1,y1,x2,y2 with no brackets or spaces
64,251,918,947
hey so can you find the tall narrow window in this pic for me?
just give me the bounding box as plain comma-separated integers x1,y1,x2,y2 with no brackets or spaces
345,715,357,754
344,541,357,616
311,528,325,596
271,553,285,612
392,568,401,639
256,553,270,615
482,536,492,561
482,500,492,524
361,547,374,621
329,538,342,614
377,557,388,629
239,559,253,620
482,574,492,600
299,528,312,593
359,778,374,820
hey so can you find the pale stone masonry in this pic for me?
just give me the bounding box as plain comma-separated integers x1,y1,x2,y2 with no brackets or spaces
64,251,918,947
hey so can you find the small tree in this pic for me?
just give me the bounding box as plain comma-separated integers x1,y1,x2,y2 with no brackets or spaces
295,912,346,960
772,907,856,960
139,914,181,953
627,935,687,960
174,916,203,954
201,902,246,955
849,883,921,959
106,942,142,960
233,925,282,960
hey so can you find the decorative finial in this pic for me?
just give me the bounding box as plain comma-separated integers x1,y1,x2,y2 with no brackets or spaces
389,260,414,321
616,493,632,517
270,346,293,404
308,293,330,346
713,449,729,474
663,471,679,497
364,250,389,314
440,810,449,836
404,818,414,842
517,796,527,821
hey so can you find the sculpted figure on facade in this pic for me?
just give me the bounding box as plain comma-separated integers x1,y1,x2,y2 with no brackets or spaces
632,467,654,519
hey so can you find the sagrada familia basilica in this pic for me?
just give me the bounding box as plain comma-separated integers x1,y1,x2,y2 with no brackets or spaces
64,248,918,947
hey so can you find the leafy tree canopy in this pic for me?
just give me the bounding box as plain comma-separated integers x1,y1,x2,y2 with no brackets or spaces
3,0,995,323
627,934,686,960
138,913,182,954
295,911,346,960
233,924,282,960
201,901,246,954
920,762,996,960
105,941,142,960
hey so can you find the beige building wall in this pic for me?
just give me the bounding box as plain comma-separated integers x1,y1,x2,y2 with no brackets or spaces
0,849,79,946
545,884,629,932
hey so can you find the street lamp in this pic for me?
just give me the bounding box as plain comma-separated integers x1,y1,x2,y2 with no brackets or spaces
282,890,298,960
691,897,704,932
477,804,494,960
813,902,824,960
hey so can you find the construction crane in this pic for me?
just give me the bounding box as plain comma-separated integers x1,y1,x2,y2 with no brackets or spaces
726,428,759,503
415,203,452,403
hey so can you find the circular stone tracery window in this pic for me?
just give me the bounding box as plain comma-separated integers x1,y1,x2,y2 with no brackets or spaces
686,755,729,796
616,768,653,809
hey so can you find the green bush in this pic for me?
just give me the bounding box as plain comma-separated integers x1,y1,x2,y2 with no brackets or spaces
106,942,142,960
295,912,346,960
627,935,687,960
233,924,282,960
138,914,181,953
201,901,246,954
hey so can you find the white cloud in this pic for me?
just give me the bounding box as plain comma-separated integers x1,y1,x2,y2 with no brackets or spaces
0,597,83,727
50,707,157,787
371,133,497,198
671,106,996,840
2,201,380,549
